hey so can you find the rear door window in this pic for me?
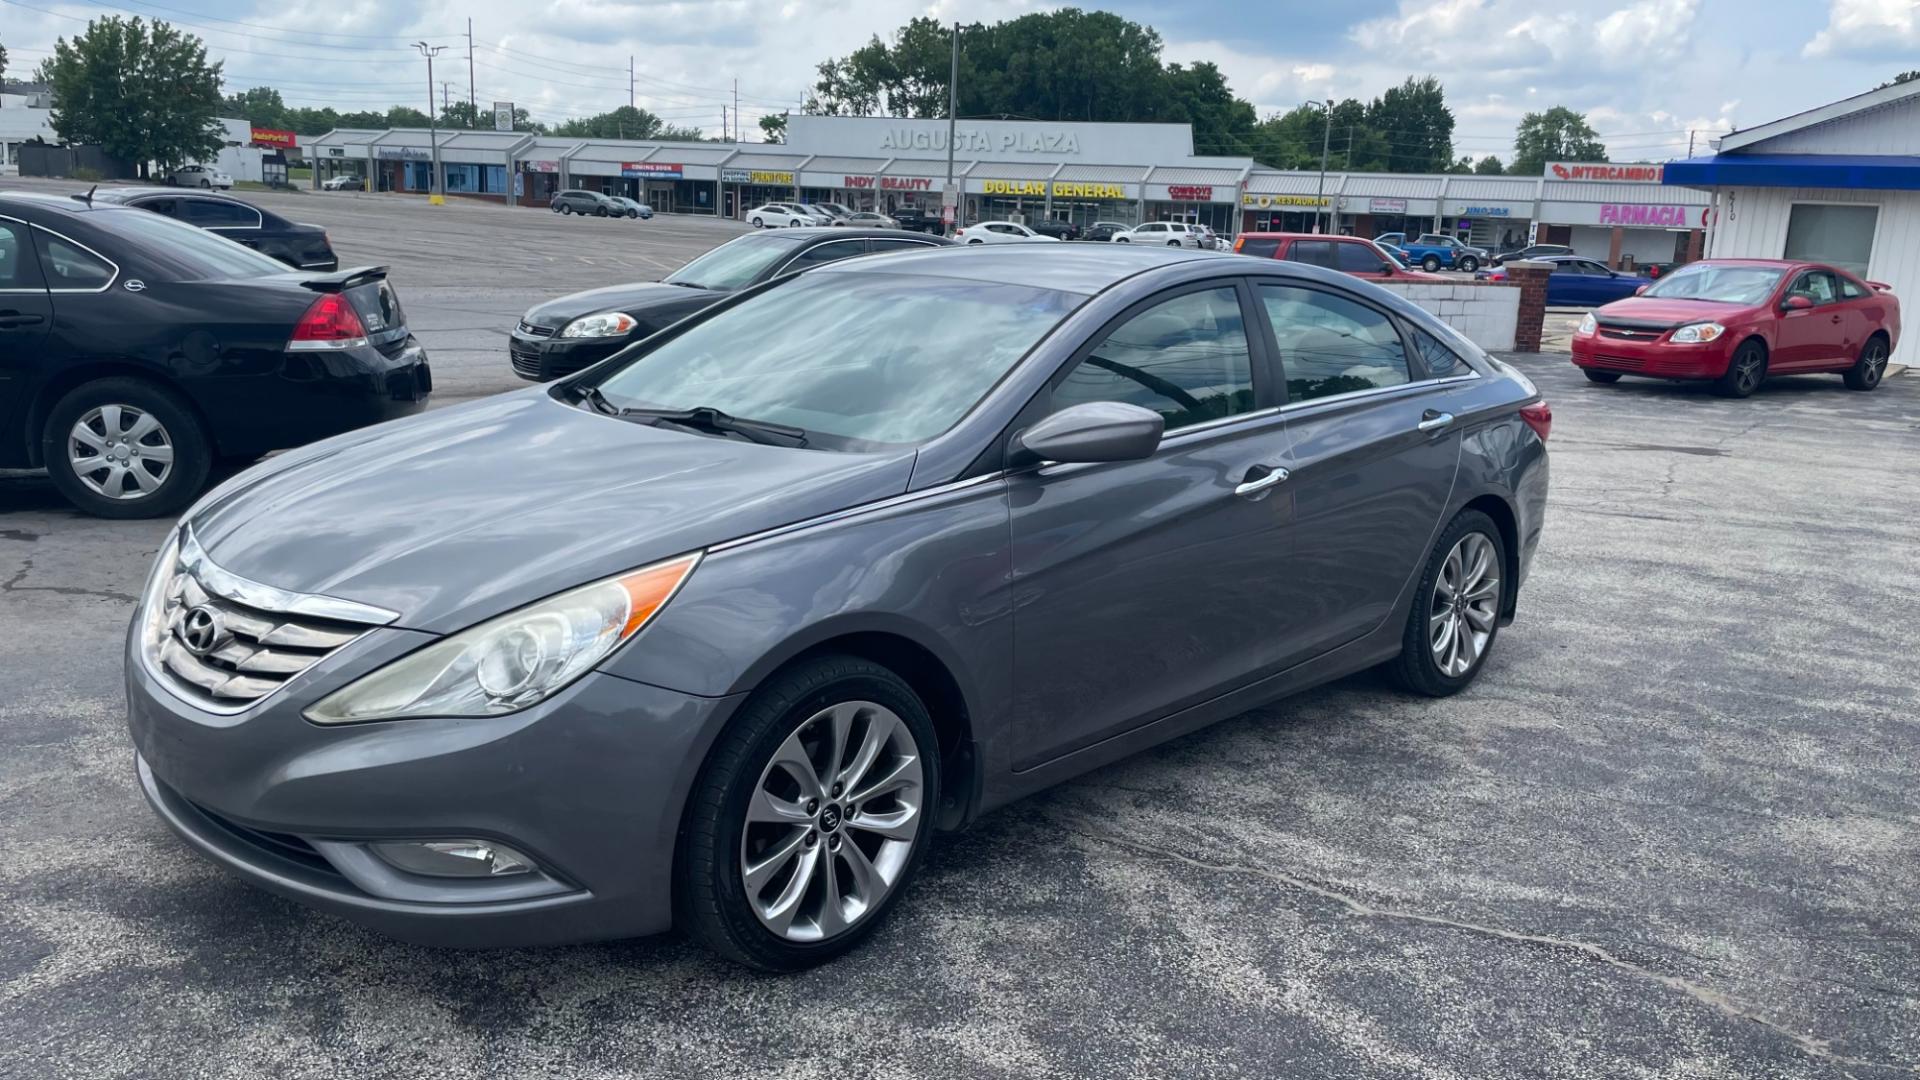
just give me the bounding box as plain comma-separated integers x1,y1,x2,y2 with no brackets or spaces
1287,241,1336,269
1259,284,1411,403
182,199,258,228
866,239,935,255
1334,242,1390,274
33,230,116,290
784,239,868,271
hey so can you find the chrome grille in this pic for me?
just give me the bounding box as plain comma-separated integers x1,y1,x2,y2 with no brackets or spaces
517,320,557,337
142,528,397,713
1592,354,1648,370
1600,326,1662,341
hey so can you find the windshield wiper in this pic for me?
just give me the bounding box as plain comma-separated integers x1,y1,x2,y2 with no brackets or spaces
574,384,619,415
616,405,808,447
665,280,707,289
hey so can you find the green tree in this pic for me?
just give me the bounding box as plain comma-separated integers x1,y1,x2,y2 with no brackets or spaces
336,109,389,129
1446,155,1474,173
1877,70,1919,88
1366,75,1455,172
758,113,787,143
1473,154,1505,174
0,39,9,85
223,86,290,130
385,105,432,128
1511,106,1607,175
38,16,225,178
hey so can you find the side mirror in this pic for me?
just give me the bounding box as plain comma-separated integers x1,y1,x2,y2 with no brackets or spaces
1014,402,1164,464
1782,294,1814,311
1633,284,1650,296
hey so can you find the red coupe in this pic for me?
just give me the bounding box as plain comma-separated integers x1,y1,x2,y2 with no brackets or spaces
1570,259,1900,397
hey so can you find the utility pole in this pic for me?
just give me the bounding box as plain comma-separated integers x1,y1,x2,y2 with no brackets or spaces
722,106,729,143
441,81,454,119
734,79,740,143
412,42,447,206
629,56,635,110
944,20,959,234
466,18,476,124
1314,99,1332,234
1687,129,1696,157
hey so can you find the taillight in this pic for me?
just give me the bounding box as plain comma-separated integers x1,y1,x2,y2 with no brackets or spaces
1233,237,1245,252
1519,401,1552,442
288,292,369,351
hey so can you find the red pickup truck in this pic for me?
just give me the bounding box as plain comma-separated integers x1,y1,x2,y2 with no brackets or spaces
1233,232,1450,282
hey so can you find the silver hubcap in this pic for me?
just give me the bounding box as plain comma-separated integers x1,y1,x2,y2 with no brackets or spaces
740,700,924,942
1864,345,1885,384
1430,532,1500,677
68,404,174,500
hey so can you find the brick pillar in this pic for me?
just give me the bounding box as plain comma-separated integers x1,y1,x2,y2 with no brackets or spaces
1685,228,1704,262
1506,260,1551,353
1607,227,1625,270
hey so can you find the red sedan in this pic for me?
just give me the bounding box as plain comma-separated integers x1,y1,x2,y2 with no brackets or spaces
1571,259,1900,397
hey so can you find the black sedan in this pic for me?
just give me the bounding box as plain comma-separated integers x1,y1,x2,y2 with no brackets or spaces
0,192,430,518
92,187,338,272
1490,244,1573,267
510,228,954,381
1028,218,1081,241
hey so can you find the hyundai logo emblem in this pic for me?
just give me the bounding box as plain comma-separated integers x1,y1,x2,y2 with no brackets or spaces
178,605,229,656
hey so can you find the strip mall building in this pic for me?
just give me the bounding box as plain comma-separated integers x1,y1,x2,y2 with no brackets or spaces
307,115,1705,267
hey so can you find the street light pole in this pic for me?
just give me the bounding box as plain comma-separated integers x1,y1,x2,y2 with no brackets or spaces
1314,99,1332,234
944,21,959,235
413,42,447,206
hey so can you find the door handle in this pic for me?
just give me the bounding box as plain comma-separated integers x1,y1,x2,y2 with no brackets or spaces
1830,315,1842,324
0,313,47,329
1417,410,1454,433
1234,466,1290,498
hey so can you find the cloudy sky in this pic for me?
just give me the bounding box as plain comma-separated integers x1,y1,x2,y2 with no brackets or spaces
2,0,1916,161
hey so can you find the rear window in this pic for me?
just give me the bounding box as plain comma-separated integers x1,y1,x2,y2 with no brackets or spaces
93,207,291,280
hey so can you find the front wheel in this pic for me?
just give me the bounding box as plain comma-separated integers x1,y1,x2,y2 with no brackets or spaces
198,179,211,189
595,207,609,217
1843,335,1889,391
1583,370,1622,384
1458,256,1480,273
1115,237,1130,244
1386,510,1506,697
677,655,939,971
1715,340,1767,398
1422,255,1442,272
42,377,211,519
558,204,572,215
751,216,764,228
967,238,984,245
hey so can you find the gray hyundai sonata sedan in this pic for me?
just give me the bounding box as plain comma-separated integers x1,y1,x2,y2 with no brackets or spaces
127,244,1550,970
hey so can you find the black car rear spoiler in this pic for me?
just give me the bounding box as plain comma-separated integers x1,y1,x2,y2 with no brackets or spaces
299,265,388,292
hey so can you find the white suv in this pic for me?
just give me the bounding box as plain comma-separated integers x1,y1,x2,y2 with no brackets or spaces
169,164,234,190
1114,221,1205,247
746,204,816,228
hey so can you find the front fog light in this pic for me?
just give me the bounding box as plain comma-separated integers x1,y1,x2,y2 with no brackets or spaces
372,840,535,877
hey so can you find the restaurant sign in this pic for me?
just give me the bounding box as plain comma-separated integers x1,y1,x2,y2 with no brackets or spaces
622,161,683,178
1241,193,1331,208
1166,185,1214,201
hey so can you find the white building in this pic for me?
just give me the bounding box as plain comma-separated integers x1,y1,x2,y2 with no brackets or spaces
0,93,58,175
1667,78,1920,367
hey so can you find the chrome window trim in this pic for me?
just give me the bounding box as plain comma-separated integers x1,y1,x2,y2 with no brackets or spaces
30,222,121,294
1277,371,1482,415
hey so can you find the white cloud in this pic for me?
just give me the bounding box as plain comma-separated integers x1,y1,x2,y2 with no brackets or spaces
1803,0,1920,57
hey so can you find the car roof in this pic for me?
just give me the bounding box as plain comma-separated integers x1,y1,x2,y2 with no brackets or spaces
0,190,142,218
813,242,1222,295
1238,232,1372,241
90,186,249,204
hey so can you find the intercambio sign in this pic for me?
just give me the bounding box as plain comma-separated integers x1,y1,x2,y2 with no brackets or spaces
1547,162,1665,182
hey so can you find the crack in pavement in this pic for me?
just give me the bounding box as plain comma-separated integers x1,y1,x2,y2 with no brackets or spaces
1069,824,1918,1076
2,557,138,605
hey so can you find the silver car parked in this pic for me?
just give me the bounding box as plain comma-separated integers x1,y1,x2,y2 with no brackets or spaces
127,244,1550,970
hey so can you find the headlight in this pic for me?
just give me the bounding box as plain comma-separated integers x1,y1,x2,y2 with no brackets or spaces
1577,312,1597,336
559,311,638,338
305,552,700,724
1669,322,1725,344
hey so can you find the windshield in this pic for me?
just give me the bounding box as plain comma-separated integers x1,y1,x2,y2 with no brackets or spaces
1643,264,1784,304
97,207,296,280
592,272,1083,447
664,233,805,291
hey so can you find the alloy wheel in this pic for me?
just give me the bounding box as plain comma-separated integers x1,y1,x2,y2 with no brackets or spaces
739,700,924,943
1862,341,1887,388
68,405,174,500
1429,532,1500,677
1733,350,1764,394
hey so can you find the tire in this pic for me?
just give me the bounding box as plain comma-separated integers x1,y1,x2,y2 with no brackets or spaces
627,210,638,219
559,204,571,215
41,377,211,520
595,207,609,217
1843,334,1890,391
1715,339,1767,398
751,216,764,228
1583,370,1622,384
1422,255,1442,272
1458,256,1480,273
676,655,941,972
1115,237,1130,244
199,179,212,189
967,238,984,245
1386,510,1507,697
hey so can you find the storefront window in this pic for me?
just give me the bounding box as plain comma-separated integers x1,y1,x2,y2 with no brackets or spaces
1784,203,1877,276
1147,201,1232,232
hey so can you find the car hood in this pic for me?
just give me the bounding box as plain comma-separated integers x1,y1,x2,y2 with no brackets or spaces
522,282,719,329
1593,296,1750,326
185,390,917,632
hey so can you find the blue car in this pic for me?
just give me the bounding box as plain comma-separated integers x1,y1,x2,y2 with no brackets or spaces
1481,254,1654,306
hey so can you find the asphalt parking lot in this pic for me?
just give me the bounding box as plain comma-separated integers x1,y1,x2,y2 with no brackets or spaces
2,185,1918,1079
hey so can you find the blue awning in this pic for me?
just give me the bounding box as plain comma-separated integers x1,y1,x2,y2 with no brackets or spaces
1664,153,1920,191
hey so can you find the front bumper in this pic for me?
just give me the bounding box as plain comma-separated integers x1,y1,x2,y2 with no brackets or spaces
1570,335,1732,379
127,626,744,947
509,329,628,382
